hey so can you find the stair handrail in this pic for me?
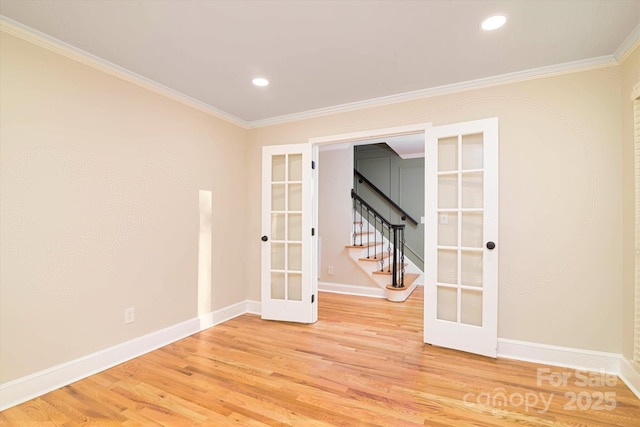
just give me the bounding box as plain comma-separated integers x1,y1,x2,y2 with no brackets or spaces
354,169,418,225
351,189,405,288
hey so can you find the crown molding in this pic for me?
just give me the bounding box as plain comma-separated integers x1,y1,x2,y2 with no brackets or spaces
614,23,640,62
248,55,617,128
1,15,631,131
0,17,251,129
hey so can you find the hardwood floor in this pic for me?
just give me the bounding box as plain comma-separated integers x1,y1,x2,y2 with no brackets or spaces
2,287,639,426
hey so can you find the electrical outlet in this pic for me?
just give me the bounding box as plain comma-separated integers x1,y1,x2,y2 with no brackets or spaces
124,307,135,324
328,266,334,275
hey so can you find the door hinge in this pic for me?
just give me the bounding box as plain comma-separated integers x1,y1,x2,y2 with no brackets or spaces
311,160,316,170
311,294,315,303
311,227,315,236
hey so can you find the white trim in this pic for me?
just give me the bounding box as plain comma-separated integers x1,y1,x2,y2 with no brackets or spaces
317,142,353,152
498,338,620,374
614,24,640,62
397,152,425,160
250,57,616,128
498,338,640,400
0,301,250,411
197,300,253,330
318,281,386,298
0,17,250,129
309,123,432,146
245,300,261,315
619,357,640,399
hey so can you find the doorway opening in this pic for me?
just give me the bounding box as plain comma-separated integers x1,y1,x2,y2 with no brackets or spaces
308,117,499,358
311,124,430,303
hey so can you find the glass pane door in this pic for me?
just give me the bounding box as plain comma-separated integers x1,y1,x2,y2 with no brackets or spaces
424,118,498,358
436,133,484,326
269,153,303,301
261,144,316,324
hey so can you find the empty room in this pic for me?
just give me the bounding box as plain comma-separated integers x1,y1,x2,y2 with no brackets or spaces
1,1,640,425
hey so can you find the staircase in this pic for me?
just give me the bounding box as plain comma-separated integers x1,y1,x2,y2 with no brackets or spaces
346,190,422,302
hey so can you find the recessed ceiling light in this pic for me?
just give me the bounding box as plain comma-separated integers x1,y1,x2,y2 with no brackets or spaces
481,15,506,31
252,77,269,87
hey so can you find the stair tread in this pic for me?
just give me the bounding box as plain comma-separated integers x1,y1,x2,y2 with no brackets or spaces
358,252,391,262
371,264,408,275
386,273,420,290
345,242,383,249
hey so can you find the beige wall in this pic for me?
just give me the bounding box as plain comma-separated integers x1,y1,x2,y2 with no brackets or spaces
247,63,626,353
317,146,376,287
0,33,248,382
621,45,640,360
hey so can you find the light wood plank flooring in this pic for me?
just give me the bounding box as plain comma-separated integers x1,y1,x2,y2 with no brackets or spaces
1,287,639,426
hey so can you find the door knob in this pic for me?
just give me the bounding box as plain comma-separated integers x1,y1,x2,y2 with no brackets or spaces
261,236,268,242
486,241,495,250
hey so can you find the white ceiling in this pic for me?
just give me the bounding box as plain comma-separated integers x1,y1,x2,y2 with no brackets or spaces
1,0,638,126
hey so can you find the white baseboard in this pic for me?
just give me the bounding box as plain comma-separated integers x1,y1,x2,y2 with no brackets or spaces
318,281,386,298
197,300,252,330
497,338,620,374
498,338,640,399
619,357,640,399
245,300,261,315
0,301,250,411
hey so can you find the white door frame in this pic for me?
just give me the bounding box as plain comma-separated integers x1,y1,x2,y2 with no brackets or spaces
309,124,433,147
309,123,432,297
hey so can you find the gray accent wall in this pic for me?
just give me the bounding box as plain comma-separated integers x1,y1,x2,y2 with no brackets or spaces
354,144,424,269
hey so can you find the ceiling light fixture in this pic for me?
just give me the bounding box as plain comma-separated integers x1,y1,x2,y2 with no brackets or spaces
481,15,506,31
252,77,269,87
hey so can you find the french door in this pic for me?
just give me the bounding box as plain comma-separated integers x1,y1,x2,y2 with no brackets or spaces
424,118,499,357
261,144,317,323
